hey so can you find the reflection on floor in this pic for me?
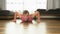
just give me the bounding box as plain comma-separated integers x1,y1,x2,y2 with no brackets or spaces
0,19,60,34
5,20,46,34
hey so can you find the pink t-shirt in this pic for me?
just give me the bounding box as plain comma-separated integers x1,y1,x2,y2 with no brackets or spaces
21,15,32,22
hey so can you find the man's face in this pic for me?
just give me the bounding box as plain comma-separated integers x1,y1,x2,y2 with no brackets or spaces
24,13,29,16
26,13,29,16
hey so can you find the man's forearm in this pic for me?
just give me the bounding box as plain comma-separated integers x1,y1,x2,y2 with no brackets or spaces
37,14,40,20
14,13,16,21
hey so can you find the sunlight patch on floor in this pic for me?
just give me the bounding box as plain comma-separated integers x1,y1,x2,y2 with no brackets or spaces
5,20,46,34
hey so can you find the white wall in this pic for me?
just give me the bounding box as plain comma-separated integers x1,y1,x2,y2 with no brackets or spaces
0,0,5,10
47,0,54,9
53,0,60,9
59,0,60,8
47,0,60,9
0,0,3,9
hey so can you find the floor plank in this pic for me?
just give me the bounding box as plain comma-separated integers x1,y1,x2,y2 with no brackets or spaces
0,19,60,34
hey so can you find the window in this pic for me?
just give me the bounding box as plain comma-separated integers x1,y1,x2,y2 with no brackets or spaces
6,0,47,13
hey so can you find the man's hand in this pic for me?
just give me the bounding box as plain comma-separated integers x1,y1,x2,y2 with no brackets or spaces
13,20,16,23
36,19,40,23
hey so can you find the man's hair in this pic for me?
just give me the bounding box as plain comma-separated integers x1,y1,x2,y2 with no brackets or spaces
23,10,29,14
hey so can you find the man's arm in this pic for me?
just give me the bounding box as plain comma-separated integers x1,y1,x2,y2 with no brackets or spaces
31,11,40,23
13,11,22,22
37,12,40,23
33,11,40,23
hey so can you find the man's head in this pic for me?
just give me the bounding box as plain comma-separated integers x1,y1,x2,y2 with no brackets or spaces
23,10,29,15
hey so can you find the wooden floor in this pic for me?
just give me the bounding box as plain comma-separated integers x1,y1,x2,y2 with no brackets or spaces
0,19,60,34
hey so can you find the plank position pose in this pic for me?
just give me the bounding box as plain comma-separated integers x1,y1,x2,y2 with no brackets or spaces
13,10,40,24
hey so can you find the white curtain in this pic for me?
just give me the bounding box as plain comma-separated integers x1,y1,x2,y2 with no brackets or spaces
47,0,60,9
6,0,47,13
